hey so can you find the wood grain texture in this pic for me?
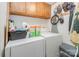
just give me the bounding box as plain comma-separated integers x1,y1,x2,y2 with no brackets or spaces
5,2,9,46
10,2,26,16
36,2,51,19
10,2,51,19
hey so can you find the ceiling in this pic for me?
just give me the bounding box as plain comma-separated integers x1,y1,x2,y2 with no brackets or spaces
46,2,56,5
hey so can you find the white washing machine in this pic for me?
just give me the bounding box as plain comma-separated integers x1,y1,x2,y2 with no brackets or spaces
41,32,63,57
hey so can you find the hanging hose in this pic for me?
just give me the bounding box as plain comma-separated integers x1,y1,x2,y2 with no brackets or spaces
75,45,78,57
69,10,74,32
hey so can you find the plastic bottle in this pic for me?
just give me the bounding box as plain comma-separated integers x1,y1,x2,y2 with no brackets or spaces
36,26,41,36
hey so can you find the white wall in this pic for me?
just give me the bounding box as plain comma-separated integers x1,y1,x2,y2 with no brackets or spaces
57,15,73,45
10,15,50,32
51,3,73,45
0,2,8,56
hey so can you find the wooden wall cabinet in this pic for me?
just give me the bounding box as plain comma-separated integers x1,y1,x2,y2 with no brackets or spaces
36,3,51,19
25,3,37,17
10,2,26,16
10,2,51,19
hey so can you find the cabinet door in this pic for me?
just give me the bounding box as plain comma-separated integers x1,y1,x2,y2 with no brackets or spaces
36,3,51,19
10,2,26,15
46,35,62,57
44,3,51,19
26,2,37,17
36,3,44,18
11,40,44,57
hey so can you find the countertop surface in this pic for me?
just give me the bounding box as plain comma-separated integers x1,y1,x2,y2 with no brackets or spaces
6,32,61,48
6,36,44,48
41,32,61,37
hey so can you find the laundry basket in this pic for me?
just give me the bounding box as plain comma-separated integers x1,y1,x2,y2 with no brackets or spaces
59,43,76,57
9,30,27,40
